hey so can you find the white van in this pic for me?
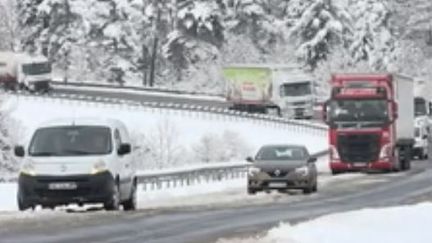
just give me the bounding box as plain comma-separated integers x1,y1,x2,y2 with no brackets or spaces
14,118,137,211
413,118,429,160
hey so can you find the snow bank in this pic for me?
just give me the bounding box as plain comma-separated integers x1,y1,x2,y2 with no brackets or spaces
220,203,432,243
0,183,17,211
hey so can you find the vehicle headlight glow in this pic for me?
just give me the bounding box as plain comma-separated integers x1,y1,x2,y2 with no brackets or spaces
20,160,36,176
91,160,107,174
248,167,261,176
295,166,309,176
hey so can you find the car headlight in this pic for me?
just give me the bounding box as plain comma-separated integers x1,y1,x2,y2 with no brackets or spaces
91,161,107,174
20,160,36,176
295,166,309,176
248,167,261,176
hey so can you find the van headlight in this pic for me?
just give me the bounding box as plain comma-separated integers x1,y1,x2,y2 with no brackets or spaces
20,160,36,176
295,166,309,176
91,161,108,174
248,167,261,176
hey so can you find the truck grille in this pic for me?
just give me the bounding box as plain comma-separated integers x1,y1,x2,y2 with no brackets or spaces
337,133,380,162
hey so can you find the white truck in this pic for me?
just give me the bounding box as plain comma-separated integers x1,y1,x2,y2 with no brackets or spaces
223,64,316,119
0,51,52,92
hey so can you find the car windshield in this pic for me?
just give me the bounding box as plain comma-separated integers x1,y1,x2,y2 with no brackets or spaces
329,99,389,123
280,82,312,96
22,62,51,75
29,126,112,156
256,146,307,161
414,98,427,117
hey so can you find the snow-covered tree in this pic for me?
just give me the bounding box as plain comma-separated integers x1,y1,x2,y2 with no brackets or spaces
0,0,20,51
287,0,352,68
0,98,22,177
348,0,394,71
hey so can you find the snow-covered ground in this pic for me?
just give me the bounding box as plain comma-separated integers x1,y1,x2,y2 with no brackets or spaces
218,203,432,243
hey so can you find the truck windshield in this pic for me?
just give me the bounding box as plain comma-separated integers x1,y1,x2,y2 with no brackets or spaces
280,82,311,97
22,62,51,75
329,99,389,123
29,126,112,157
414,98,427,117
256,146,307,161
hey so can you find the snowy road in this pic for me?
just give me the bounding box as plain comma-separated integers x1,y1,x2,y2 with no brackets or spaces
1,159,432,243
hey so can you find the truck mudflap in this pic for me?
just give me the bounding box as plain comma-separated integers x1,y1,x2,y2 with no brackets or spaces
330,161,394,173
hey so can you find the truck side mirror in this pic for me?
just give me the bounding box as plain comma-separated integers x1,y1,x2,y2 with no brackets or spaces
14,146,25,157
118,143,131,155
246,156,254,163
423,134,428,140
322,101,329,125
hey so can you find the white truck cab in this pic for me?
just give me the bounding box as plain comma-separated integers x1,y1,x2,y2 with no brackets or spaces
15,118,137,211
272,71,315,119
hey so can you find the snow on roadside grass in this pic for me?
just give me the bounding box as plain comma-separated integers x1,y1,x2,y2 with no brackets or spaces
218,203,432,243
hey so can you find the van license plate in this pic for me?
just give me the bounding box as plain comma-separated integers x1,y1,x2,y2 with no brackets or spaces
269,182,286,188
48,182,77,190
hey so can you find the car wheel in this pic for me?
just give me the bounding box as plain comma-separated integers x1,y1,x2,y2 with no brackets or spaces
247,188,257,195
312,182,318,192
104,183,120,211
122,182,137,211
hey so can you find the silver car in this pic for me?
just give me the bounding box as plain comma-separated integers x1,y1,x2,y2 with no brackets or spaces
246,145,318,195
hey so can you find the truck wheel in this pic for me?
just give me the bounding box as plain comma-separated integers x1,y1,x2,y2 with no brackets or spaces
401,159,411,171
331,170,341,175
104,183,120,211
122,182,137,211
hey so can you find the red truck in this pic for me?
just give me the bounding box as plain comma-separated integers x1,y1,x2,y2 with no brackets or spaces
323,74,415,174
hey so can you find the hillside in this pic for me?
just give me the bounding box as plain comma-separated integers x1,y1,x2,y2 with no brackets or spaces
3,0,424,92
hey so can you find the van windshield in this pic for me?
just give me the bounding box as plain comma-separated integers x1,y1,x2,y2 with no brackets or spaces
29,126,112,157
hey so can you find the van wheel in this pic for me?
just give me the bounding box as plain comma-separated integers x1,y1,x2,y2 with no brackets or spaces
122,182,137,211
17,196,31,211
104,183,120,211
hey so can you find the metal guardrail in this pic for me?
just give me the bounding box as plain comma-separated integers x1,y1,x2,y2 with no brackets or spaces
51,80,223,98
137,150,329,191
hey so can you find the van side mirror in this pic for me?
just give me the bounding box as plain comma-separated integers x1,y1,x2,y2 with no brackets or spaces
246,156,254,163
14,146,25,157
308,157,317,163
118,143,131,155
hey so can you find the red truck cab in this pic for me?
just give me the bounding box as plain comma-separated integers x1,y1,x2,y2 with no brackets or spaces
323,74,414,174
